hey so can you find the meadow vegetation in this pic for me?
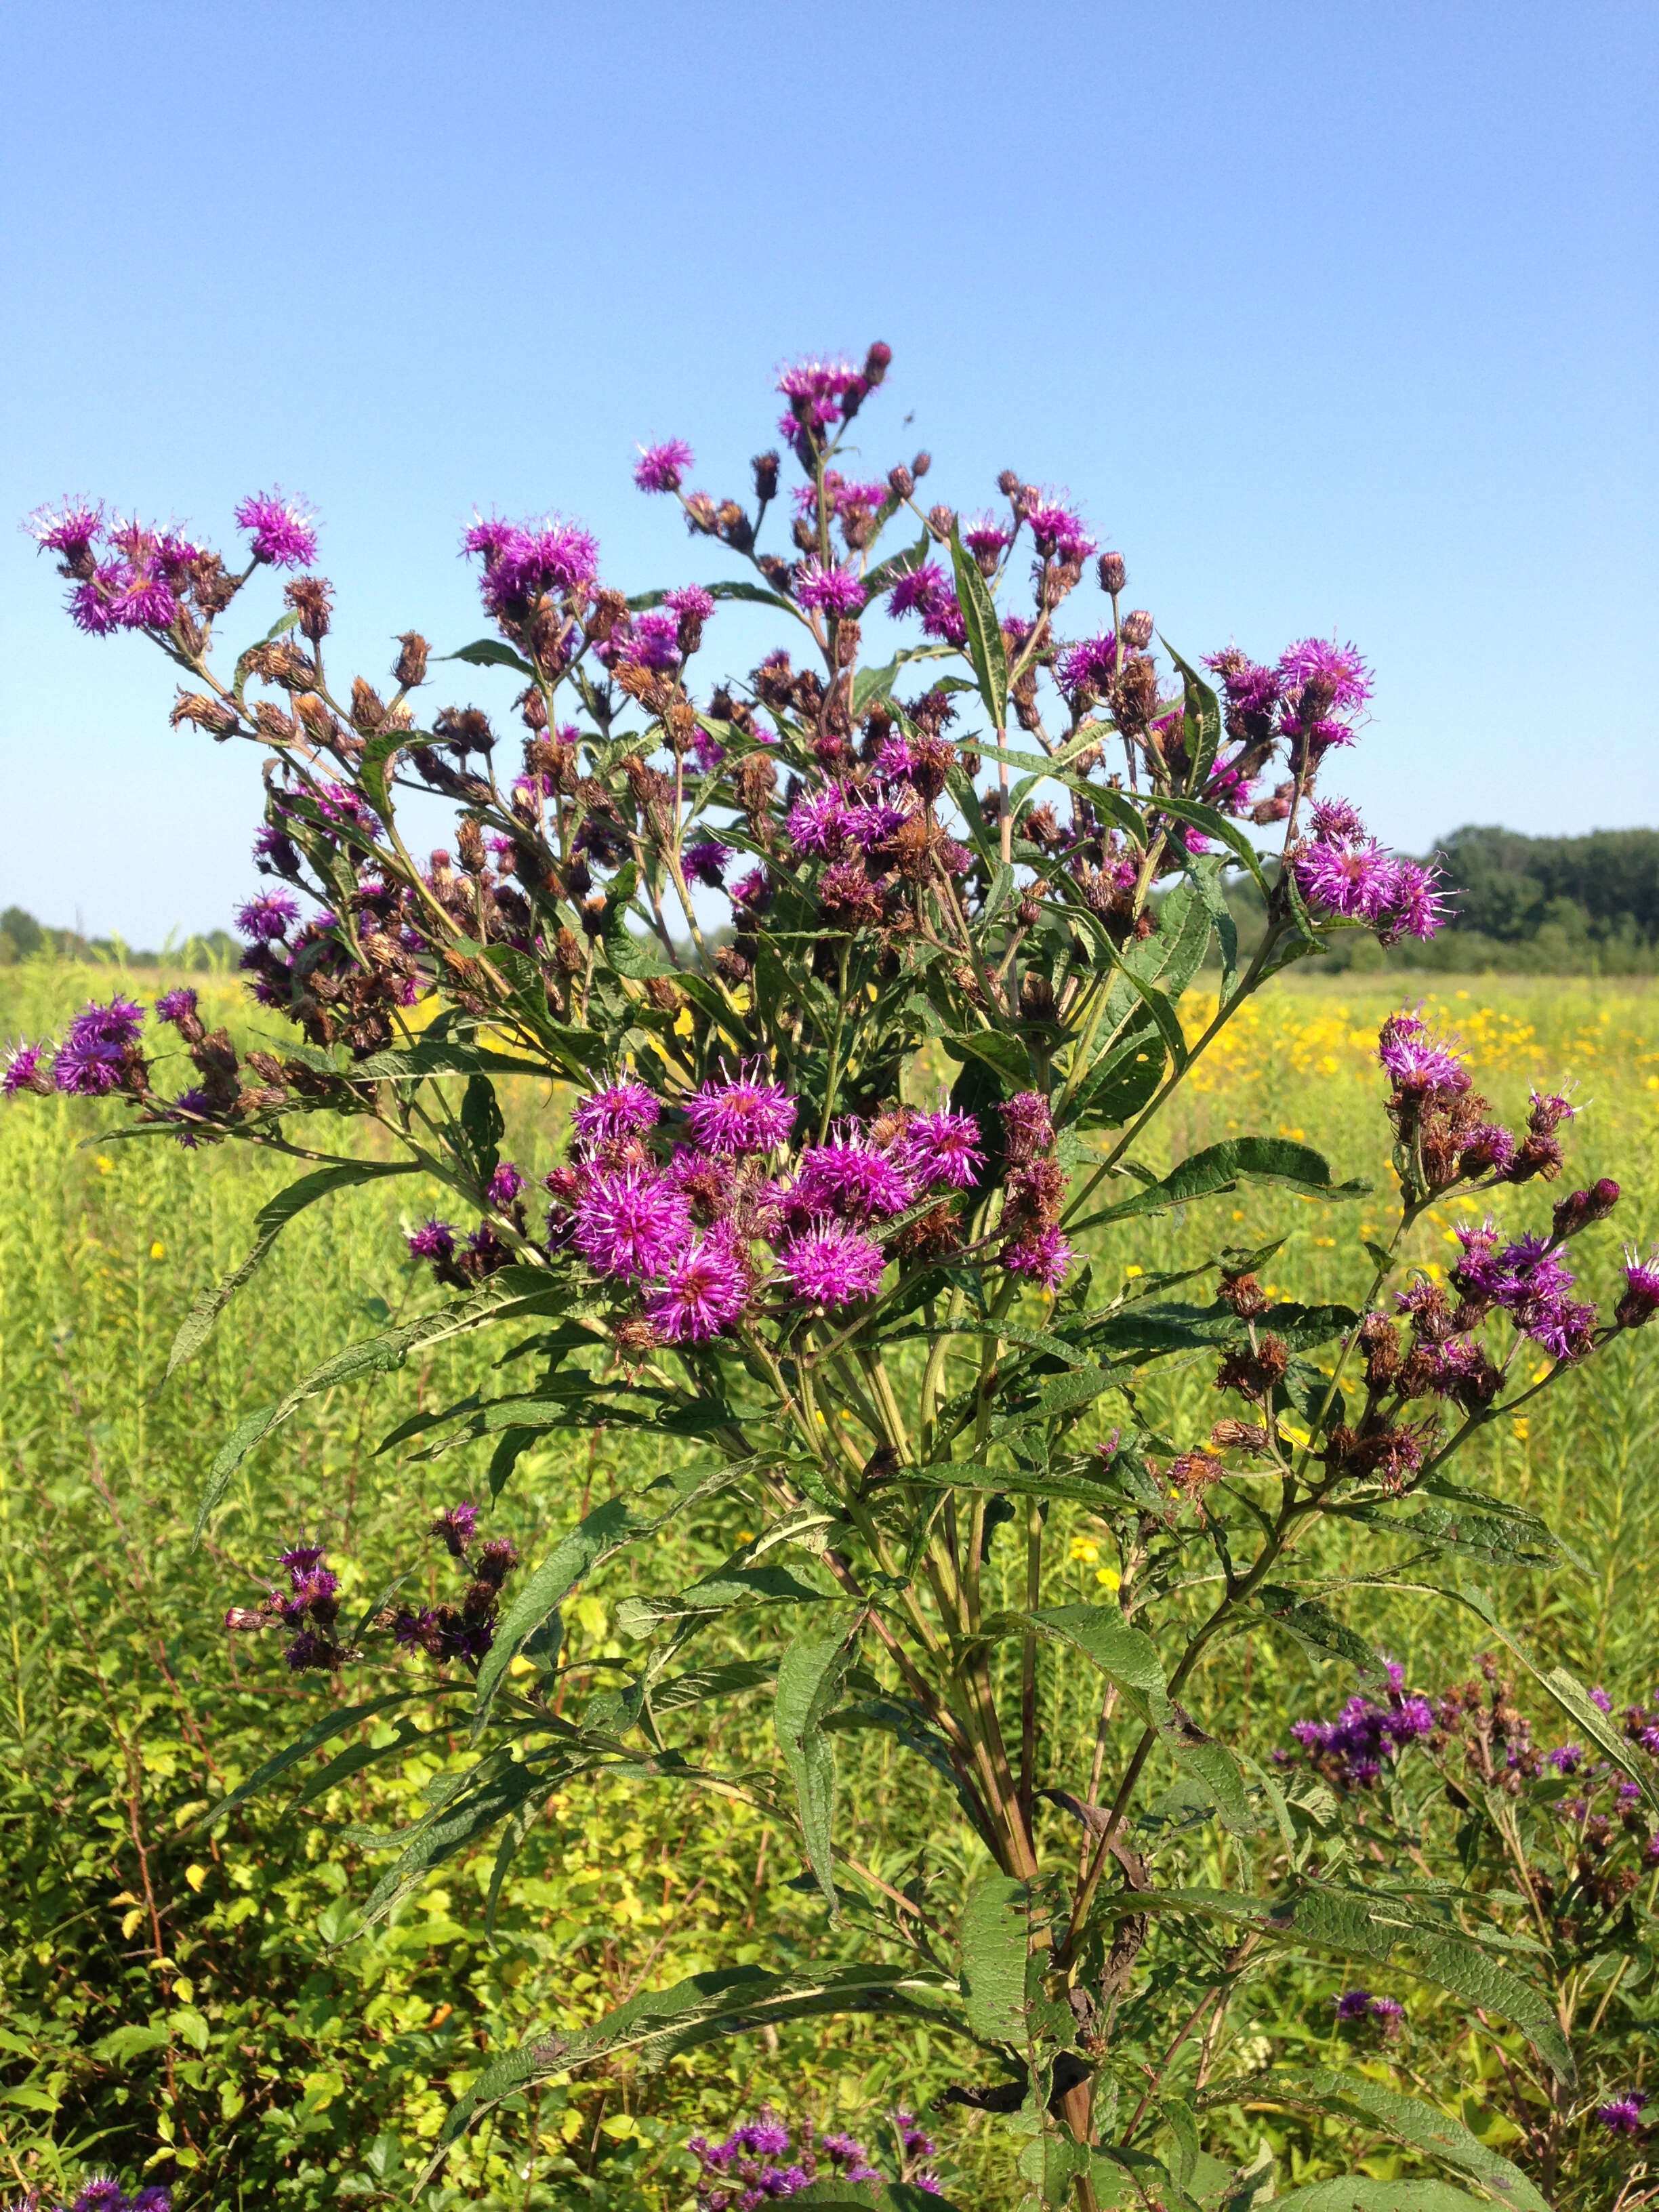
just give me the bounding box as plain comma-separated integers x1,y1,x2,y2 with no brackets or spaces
3,964,1654,2209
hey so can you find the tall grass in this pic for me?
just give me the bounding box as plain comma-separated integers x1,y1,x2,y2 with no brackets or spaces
1,966,1654,2206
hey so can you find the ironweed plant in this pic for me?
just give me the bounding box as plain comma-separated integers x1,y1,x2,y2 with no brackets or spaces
17,345,1659,2212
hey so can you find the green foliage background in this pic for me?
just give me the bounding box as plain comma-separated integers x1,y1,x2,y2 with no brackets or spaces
1,964,1655,2208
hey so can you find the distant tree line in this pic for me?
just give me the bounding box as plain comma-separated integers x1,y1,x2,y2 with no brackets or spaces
0,905,237,972
1208,824,1659,975
6,824,1656,978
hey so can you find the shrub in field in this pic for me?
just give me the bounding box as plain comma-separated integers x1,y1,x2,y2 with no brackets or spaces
17,348,1659,2211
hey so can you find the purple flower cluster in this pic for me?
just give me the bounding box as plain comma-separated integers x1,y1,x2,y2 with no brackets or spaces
1596,2091,1648,2137
688,2105,939,2209
4,996,148,1101
1334,1989,1406,2030
26,2182,171,2212
1286,1661,1437,1790
1293,802,1449,942
392,1511,518,1670
223,1538,347,1673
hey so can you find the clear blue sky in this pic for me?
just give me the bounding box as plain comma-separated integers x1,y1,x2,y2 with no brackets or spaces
2,0,1654,945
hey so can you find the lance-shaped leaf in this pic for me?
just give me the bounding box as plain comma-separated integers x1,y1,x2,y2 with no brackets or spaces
616,1562,828,1637
1445,1584,1659,1815
427,1961,961,2170
948,523,1009,733
792,2185,962,2212
194,1268,567,1536
474,1464,738,1732
775,1616,861,1906
167,1159,421,1379
1161,640,1223,798
1206,2068,1546,2211
359,1757,557,1928
1082,1137,1368,1227
983,1605,1254,1835
199,1686,465,1828
1090,1882,1572,2083
1266,2186,1494,2211
441,636,536,675
958,1874,1032,2045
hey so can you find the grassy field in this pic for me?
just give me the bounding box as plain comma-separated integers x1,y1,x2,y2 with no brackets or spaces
0,964,1654,2207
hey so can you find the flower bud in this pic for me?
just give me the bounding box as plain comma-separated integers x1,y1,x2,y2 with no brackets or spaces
926,504,956,542
886,464,914,501
284,575,333,642
996,468,1021,497
911,451,932,480
1098,552,1126,595
393,631,429,689
1121,609,1155,650
863,340,892,384
792,514,817,553
752,449,780,502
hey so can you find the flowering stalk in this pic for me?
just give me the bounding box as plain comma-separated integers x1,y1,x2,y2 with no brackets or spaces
19,348,1655,2211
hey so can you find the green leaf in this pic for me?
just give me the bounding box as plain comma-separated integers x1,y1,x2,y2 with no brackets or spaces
948,524,1008,733
617,1563,827,1637
958,1874,1031,2044
195,1270,559,1536
940,1027,1033,1090
360,1759,550,1928
1163,641,1223,796
1082,1138,1368,1227
427,1962,958,2171
791,2185,962,2212
1252,1586,1382,1677
1446,1585,1659,1815
460,1071,504,1182
442,637,536,675
775,1618,860,1906
91,2022,173,2064
1266,2185,1494,2211
708,578,800,615
1216,2068,1546,2211
165,1160,419,1380
201,1688,462,1828
474,1466,734,1732
991,1606,1255,1836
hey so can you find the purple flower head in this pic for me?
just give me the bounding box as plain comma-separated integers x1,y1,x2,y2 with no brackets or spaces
1025,497,1095,564
131,2190,174,2212
1376,1009,1470,1097
71,2181,127,2212
69,572,122,635
1004,1227,1074,1289
1526,1294,1597,1364
633,438,694,494
786,785,851,856
617,609,681,671
1057,634,1119,697
155,986,198,1027
573,1080,661,1146
684,838,732,888
2,1040,51,1097
645,1230,750,1343
1378,857,1451,941
730,867,773,914
573,1168,691,1281
407,1218,456,1263
887,560,948,618
1334,1988,1373,2022
684,1064,797,1155
432,1502,479,1558
999,1090,1054,1160
234,488,319,569
487,1160,525,1208
1545,1742,1584,1774
1294,836,1397,922
794,1134,914,1223
53,996,144,1095
169,1087,215,1145
1204,648,1284,722
833,476,890,518
962,512,1012,562
1528,1086,1580,1133
465,512,600,615
277,1541,327,1583
28,496,105,562
1277,637,1373,715
1597,2093,1647,2137
779,1222,885,1308
284,1627,342,1673
1368,1996,1406,2025
1618,1244,1659,1326
794,558,867,617
235,890,300,941
729,2115,792,2158
1307,796,1366,841
665,583,716,622
836,785,912,853
822,2133,868,2167
904,1107,985,1191
1459,1122,1517,1176
1591,1685,1614,1713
